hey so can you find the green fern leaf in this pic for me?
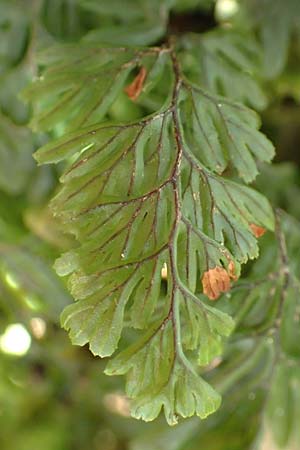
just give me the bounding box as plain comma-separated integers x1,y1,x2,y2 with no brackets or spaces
30,45,275,424
79,0,171,46
180,84,273,181
239,0,300,78
105,319,222,424
22,46,170,132
181,29,267,109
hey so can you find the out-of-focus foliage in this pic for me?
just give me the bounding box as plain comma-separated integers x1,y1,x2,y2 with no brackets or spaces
180,29,267,109
237,0,300,79
1,0,300,449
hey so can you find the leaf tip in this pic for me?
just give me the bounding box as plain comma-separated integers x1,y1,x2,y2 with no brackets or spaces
202,266,232,300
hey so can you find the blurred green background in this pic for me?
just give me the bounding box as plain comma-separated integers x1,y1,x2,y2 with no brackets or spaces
1,1,300,449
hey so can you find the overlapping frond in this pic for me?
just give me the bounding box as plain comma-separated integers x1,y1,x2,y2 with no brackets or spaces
239,0,300,78
181,29,266,109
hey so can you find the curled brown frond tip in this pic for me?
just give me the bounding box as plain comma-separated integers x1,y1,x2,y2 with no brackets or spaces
202,264,238,300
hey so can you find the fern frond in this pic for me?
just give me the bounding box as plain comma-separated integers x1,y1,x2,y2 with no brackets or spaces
28,42,275,424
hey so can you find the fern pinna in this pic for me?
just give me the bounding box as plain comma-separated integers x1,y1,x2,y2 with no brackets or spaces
24,37,275,424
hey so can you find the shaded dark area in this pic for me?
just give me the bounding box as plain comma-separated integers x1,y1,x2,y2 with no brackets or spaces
169,8,216,34
263,99,300,165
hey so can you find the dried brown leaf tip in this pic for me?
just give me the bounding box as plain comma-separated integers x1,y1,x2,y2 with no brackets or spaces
250,223,266,238
202,266,231,300
124,66,147,101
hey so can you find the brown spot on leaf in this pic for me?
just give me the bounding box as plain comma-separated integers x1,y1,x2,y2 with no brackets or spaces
124,66,147,101
250,223,266,238
202,266,231,301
